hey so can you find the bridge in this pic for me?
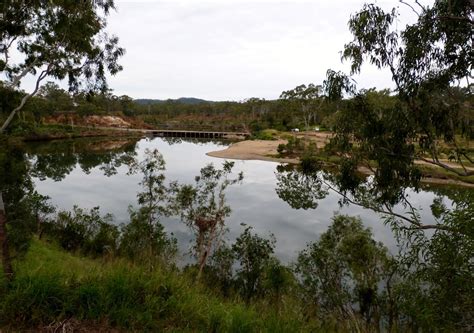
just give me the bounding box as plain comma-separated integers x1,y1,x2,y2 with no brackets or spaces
148,129,250,139
73,125,250,139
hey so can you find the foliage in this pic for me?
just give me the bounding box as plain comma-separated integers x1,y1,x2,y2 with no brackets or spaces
393,191,474,331
275,168,328,210
0,0,124,132
207,244,235,296
119,207,177,267
232,225,276,302
280,83,324,129
50,206,118,257
295,215,392,331
253,129,278,141
128,148,170,223
323,0,474,198
171,161,243,278
0,239,315,332
277,136,305,157
0,144,35,256
24,190,56,239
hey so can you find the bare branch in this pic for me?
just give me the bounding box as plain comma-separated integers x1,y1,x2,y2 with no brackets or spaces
399,0,421,16
414,0,426,12
462,152,474,164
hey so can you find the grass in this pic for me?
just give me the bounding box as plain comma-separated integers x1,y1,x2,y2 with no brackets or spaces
1,239,316,332
252,129,280,140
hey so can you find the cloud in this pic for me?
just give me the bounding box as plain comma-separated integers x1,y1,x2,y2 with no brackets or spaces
14,0,426,100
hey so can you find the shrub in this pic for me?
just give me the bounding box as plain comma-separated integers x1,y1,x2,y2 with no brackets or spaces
51,206,119,257
232,225,276,302
295,215,391,329
119,207,177,266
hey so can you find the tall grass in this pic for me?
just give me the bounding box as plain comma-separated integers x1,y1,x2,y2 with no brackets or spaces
0,239,315,331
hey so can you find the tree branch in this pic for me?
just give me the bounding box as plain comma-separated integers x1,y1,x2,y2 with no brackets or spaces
418,157,474,177
437,15,474,25
0,64,52,133
461,152,473,164
1,36,18,69
399,0,421,17
321,177,453,233
7,58,39,88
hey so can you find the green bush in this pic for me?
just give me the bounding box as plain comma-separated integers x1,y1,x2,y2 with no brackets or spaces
119,207,177,265
50,206,119,257
253,129,278,141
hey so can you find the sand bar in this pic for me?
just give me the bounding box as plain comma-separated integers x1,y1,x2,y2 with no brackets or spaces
207,139,298,164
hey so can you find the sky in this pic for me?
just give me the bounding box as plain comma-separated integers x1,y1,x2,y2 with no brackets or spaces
20,0,425,101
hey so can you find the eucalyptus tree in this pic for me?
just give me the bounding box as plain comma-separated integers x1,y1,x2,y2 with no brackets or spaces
0,0,124,133
172,161,243,279
278,2,474,329
323,0,473,190
121,148,177,267
296,0,474,231
279,83,323,129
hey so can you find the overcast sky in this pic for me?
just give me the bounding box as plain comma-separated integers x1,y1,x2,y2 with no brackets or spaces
24,0,427,101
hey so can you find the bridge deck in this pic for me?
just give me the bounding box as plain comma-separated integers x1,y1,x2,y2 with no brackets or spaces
149,129,250,138
71,125,250,138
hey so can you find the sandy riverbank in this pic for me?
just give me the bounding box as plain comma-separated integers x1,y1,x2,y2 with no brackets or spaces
207,139,298,164
207,139,474,188
207,132,332,163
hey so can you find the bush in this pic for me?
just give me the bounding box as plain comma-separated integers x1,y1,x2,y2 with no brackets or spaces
295,215,391,330
277,136,305,157
119,207,177,266
49,206,119,257
253,129,278,141
232,226,276,302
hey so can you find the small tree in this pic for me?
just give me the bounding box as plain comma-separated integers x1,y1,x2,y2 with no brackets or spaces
119,207,177,267
295,215,391,330
172,161,243,279
53,206,118,257
207,244,235,296
123,148,177,268
232,225,276,303
25,191,56,240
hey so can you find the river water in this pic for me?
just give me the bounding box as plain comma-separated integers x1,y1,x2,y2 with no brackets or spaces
28,136,449,263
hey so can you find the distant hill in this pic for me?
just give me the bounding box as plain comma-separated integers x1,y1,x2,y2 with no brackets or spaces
134,97,211,105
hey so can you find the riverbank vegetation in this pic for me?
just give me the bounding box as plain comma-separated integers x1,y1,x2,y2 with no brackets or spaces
0,0,473,331
0,146,472,331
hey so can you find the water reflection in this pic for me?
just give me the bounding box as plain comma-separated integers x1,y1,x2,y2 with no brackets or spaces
28,137,461,263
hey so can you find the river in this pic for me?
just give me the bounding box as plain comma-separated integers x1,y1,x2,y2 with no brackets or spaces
27,136,453,263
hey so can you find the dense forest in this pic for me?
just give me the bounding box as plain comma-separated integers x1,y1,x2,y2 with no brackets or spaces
0,0,473,332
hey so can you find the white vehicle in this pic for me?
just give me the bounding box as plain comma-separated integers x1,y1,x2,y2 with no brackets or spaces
291,128,300,132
